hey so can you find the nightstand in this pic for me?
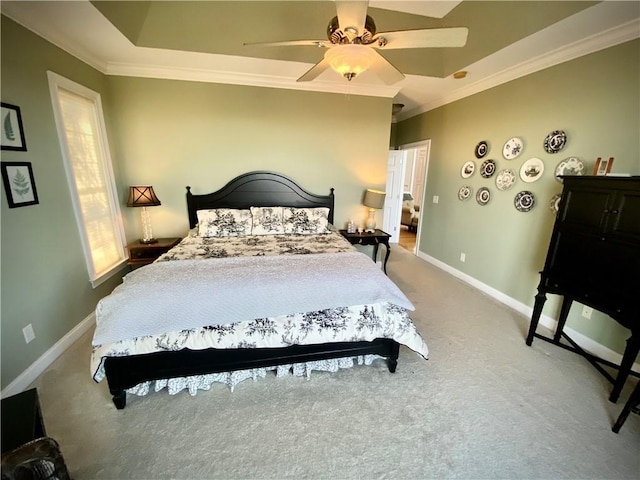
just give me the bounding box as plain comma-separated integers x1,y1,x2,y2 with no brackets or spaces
127,237,181,268
339,229,391,274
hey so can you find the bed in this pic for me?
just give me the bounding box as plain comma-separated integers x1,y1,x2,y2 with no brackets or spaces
92,171,429,409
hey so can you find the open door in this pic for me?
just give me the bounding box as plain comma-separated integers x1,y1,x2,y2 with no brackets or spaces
393,140,431,254
383,150,405,243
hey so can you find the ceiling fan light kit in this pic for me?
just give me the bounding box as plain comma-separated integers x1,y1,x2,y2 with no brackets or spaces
325,44,376,81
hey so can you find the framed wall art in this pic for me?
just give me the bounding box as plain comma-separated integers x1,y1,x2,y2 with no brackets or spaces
1,103,27,151
1,161,39,208
593,157,614,176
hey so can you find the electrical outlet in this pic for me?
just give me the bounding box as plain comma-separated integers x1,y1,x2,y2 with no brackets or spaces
460,252,466,262
433,195,439,204
581,306,593,319
23,324,35,344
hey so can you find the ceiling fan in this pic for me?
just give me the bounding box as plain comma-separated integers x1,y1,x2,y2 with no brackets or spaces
245,1,468,85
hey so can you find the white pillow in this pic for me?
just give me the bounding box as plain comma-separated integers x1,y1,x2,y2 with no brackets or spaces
251,206,285,235
196,208,252,237
282,207,330,234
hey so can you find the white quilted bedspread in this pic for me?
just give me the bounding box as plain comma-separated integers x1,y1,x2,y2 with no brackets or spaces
93,251,414,346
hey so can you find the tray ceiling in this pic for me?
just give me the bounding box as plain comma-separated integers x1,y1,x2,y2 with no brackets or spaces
2,1,638,120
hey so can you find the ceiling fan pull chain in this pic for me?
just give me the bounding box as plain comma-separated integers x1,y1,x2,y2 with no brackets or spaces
343,80,352,101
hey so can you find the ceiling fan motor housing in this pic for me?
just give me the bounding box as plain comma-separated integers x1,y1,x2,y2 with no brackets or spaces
327,15,377,44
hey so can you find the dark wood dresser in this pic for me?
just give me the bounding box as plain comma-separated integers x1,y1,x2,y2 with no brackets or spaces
526,176,640,403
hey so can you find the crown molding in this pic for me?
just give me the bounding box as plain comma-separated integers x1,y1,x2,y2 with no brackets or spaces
106,61,401,98
1,3,109,73
400,18,640,120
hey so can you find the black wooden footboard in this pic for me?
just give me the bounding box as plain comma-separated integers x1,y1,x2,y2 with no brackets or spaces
104,338,400,409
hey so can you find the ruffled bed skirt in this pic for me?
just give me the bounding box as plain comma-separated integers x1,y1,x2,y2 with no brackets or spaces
126,354,380,397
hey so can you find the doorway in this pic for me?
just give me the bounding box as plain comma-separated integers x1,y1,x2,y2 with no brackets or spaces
384,141,430,255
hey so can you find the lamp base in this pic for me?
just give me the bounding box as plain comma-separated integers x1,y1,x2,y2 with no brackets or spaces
365,209,376,233
139,207,157,244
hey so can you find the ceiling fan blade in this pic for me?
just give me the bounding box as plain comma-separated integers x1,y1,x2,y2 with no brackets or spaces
368,50,405,85
244,40,330,48
296,57,331,82
336,1,368,37
374,27,469,50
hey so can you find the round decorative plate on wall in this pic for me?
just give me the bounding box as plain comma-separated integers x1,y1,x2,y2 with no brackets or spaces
543,130,567,153
458,185,473,201
555,157,584,182
480,159,497,178
461,161,475,178
475,141,489,159
502,137,524,160
514,191,536,212
476,187,491,205
549,193,562,214
495,168,516,191
519,157,544,183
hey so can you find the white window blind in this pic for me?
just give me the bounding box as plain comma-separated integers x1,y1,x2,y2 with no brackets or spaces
48,72,126,287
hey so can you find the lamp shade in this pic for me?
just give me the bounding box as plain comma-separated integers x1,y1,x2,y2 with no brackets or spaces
127,186,161,207
363,189,386,209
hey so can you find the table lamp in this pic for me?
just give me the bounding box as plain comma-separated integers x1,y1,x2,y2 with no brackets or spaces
127,186,161,244
363,189,386,233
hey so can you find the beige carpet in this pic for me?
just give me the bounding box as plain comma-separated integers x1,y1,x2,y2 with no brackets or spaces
29,247,639,479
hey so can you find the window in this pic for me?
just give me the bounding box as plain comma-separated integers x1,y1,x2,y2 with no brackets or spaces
47,71,126,287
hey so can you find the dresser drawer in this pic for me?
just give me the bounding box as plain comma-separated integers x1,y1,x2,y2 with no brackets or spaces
130,248,165,260
127,237,181,268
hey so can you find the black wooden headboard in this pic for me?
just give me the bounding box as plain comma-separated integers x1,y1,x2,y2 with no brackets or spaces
186,171,335,229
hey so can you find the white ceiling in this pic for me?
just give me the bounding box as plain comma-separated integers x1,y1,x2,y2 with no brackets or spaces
2,1,638,121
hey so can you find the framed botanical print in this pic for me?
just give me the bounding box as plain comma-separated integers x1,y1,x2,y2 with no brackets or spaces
1,103,27,151
1,161,39,208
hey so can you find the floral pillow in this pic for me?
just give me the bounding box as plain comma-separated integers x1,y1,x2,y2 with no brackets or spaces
197,208,252,237
251,206,285,235
283,207,330,234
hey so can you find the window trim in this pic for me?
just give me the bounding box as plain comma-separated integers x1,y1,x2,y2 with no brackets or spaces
47,71,127,288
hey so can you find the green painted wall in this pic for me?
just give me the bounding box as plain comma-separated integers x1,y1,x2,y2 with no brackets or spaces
105,76,392,240
396,39,640,354
0,16,125,388
1,16,392,388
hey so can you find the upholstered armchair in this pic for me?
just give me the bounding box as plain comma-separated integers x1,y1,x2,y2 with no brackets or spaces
401,193,420,232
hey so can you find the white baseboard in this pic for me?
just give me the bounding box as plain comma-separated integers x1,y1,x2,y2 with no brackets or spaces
1,312,95,399
417,251,640,374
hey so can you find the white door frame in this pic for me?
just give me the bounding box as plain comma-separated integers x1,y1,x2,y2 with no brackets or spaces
397,139,431,254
